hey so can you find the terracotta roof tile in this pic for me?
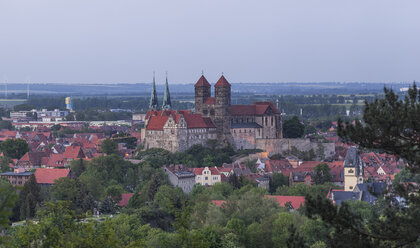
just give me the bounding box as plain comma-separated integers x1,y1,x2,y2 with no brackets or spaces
35,168,70,184
194,75,211,87
214,75,231,87
264,195,305,209
117,193,135,207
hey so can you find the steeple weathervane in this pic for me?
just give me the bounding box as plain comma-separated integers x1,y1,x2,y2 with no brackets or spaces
162,71,172,110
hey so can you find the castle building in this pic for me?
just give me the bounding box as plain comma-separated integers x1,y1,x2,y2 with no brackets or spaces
142,74,283,152
344,147,365,191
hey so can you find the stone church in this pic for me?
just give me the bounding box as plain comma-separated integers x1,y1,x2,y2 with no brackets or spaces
142,74,283,152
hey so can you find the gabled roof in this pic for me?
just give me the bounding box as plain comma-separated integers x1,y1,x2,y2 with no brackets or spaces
230,102,280,116
46,154,65,168
264,195,305,209
214,75,231,87
117,193,135,207
34,168,70,184
17,151,48,167
146,115,170,131
184,114,216,129
195,75,211,87
63,145,84,159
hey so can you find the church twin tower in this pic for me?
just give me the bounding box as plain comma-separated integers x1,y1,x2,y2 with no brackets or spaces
149,73,171,110
149,74,232,141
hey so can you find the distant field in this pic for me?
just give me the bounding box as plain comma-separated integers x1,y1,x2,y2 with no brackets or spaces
0,99,27,108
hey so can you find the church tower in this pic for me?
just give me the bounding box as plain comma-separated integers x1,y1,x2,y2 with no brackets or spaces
162,72,172,110
344,147,364,191
194,75,211,114
214,75,231,139
149,73,158,110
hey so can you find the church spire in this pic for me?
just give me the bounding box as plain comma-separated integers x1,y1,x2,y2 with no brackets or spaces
149,72,158,110
162,71,172,110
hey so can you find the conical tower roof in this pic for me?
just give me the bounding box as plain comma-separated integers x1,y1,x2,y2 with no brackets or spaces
215,75,231,87
149,73,158,109
162,72,172,110
194,75,211,87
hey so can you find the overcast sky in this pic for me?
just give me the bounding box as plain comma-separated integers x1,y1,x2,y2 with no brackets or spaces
1,0,419,84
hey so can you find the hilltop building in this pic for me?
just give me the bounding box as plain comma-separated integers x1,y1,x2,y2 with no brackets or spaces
142,74,283,152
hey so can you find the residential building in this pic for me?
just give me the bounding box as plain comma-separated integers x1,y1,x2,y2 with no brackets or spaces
34,168,70,187
163,164,196,193
193,166,221,186
0,167,33,186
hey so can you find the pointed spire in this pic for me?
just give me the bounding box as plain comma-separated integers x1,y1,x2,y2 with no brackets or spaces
149,72,158,110
162,71,172,110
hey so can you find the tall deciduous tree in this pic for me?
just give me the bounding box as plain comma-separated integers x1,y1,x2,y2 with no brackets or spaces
101,138,119,155
306,83,420,247
0,179,16,242
283,116,305,138
312,163,332,185
18,174,41,220
0,139,29,159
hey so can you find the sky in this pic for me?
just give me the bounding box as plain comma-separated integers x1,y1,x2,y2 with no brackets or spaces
0,0,419,84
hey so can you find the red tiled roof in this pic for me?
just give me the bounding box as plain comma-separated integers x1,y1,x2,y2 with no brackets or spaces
264,195,305,209
46,154,65,168
214,75,231,87
63,145,83,159
202,117,216,128
211,200,227,207
146,115,169,131
184,114,215,129
204,97,215,104
209,167,220,175
193,167,204,175
195,75,211,87
117,193,135,207
34,168,70,184
230,102,280,116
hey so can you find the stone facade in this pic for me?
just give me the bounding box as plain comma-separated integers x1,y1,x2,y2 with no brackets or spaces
194,75,282,149
255,138,335,159
163,165,196,193
142,110,217,152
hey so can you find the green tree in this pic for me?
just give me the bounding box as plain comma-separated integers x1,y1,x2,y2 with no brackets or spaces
312,163,332,185
0,138,29,159
0,179,16,244
305,83,420,247
50,177,95,213
0,156,11,173
283,116,305,138
101,138,119,155
70,159,86,178
105,184,124,202
13,104,34,111
0,120,13,130
269,173,289,194
17,174,41,220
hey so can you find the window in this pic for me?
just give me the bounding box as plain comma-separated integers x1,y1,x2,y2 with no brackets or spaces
265,117,268,126
271,117,274,126
213,176,218,180
205,177,208,180
349,186,353,189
